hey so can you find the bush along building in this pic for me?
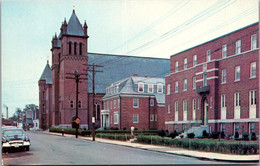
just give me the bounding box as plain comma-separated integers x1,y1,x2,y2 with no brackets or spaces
101,75,166,130
38,10,170,130
165,22,259,138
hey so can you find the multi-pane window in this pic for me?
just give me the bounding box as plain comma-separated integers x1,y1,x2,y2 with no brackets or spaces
78,101,82,109
251,34,257,50
148,84,153,93
175,61,179,72
183,79,187,91
250,62,256,78
203,73,207,86
150,98,154,106
193,77,196,89
114,113,118,124
150,114,154,121
133,114,139,123
168,104,171,114
234,122,239,133
222,44,227,58
192,99,196,111
207,50,211,62
167,84,170,95
157,84,163,93
193,55,197,66
175,81,178,93
183,100,187,112
133,98,139,108
138,82,144,92
250,90,256,105
236,40,241,54
222,69,227,83
175,101,178,112
235,66,240,81
250,122,255,133
114,100,116,108
184,58,187,70
234,92,241,107
221,94,227,108
221,123,226,133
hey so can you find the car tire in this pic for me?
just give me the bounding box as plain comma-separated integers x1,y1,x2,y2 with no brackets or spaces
2,147,6,153
25,146,30,151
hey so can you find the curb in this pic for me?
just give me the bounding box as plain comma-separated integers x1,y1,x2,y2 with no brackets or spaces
38,131,260,163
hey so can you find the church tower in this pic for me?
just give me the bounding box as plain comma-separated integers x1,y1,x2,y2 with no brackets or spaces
51,9,89,127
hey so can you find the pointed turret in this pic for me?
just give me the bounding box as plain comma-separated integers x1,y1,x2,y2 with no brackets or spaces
39,61,52,84
83,20,88,37
51,33,58,48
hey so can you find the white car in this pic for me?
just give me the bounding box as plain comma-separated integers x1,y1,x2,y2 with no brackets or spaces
2,128,30,152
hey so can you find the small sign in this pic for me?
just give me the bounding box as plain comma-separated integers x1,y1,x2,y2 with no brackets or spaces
75,118,80,124
92,117,95,123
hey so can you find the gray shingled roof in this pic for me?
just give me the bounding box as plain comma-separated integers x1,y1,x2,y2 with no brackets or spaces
39,62,52,84
88,53,170,94
67,10,84,36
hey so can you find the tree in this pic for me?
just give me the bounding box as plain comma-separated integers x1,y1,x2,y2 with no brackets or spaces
23,104,38,118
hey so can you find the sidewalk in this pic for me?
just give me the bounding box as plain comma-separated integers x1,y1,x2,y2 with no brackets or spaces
43,131,259,163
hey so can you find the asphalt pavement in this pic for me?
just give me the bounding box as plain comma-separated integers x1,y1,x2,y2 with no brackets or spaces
43,130,259,163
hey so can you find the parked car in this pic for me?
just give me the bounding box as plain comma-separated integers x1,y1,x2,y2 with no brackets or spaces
2,128,30,152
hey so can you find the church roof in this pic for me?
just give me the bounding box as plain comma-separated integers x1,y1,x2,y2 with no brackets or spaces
66,10,85,36
87,53,170,94
39,61,52,84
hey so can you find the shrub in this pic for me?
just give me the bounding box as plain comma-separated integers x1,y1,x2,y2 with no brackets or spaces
211,132,220,139
234,132,239,139
220,131,225,138
169,130,178,139
96,133,133,141
202,130,209,138
251,132,257,141
242,133,249,141
158,130,167,137
187,133,195,138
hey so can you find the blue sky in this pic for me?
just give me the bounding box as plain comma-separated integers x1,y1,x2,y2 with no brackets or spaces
1,0,258,117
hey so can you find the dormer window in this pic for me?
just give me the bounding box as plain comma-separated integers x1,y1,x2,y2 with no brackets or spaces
148,84,153,93
157,83,163,93
138,82,144,93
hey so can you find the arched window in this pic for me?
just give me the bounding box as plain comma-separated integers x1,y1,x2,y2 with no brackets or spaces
79,43,82,55
78,101,81,109
69,42,72,54
74,42,77,55
96,104,100,120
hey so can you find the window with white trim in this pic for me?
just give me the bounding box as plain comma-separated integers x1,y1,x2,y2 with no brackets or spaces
150,114,154,121
114,100,116,108
184,58,187,70
183,79,187,91
203,73,207,86
235,66,240,81
168,104,171,114
133,114,139,123
107,101,109,110
221,94,227,108
207,50,211,62
133,98,139,108
175,61,179,72
236,40,241,54
157,84,163,93
250,122,255,133
250,90,256,105
167,84,170,95
222,69,226,84
148,84,153,93
222,44,227,58
193,77,196,89
234,92,240,107
150,98,154,106
193,55,197,66
250,62,256,78
175,101,178,112
114,112,119,124
183,100,187,112
175,81,178,93
251,34,257,50
138,82,144,93
221,123,226,133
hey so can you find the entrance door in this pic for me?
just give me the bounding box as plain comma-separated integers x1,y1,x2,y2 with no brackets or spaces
203,99,208,125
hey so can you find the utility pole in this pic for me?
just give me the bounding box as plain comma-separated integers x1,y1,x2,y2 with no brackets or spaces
84,63,103,141
65,70,87,138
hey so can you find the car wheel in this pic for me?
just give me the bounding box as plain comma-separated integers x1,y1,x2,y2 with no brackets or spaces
25,146,30,151
2,147,6,153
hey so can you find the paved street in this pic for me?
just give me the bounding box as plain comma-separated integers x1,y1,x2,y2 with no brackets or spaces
2,131,231,165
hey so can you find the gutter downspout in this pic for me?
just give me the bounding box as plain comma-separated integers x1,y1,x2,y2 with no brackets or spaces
148,96,151,130
119,95,122,129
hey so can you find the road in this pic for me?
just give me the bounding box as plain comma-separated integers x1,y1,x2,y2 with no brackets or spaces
3,131,229,165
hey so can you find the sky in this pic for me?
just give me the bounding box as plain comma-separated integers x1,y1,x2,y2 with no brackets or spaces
1,0,258,118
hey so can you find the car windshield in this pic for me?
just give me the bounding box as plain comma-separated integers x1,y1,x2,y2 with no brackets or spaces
3,130,25,136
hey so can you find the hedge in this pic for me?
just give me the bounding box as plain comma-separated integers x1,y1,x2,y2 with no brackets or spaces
136,135,259,155
96,133,134,141
49,127,92,136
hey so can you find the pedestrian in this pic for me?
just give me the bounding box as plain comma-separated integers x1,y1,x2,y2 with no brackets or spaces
131,126,135,136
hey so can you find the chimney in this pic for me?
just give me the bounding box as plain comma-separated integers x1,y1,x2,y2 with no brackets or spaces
132,74,138,77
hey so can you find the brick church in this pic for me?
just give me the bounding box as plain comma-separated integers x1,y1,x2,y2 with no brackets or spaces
38,10,170,130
